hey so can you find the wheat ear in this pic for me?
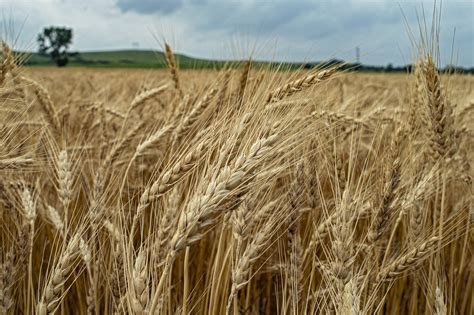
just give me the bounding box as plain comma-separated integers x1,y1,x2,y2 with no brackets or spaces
434,286,447,315
165,43,183,97
227,221,274,313
1,42,16,87
149,139,209,198
37,235,80,315
0,248,16,313
130,84,168,112
173,87,218,142
267,67,337,103
20,76,60,132
121,123,175,193
101,121,143,170
237,59,251,102
57,150,72,223
130,249,148,314
286,161,304,311
0,157,33,170
367,131,403,243
421,56,457,163
377,236,439,282
154,187,181,267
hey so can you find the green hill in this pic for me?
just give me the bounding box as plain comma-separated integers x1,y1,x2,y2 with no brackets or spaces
18,50,226,69
16,50,329,71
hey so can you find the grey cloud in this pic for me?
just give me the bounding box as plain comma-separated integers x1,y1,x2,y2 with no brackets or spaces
187,1,315,33
163,0,404,45
113,0,316,32
115,0,184,14
173,0,472,66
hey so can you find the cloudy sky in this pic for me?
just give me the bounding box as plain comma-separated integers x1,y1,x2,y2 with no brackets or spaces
1,0,473,66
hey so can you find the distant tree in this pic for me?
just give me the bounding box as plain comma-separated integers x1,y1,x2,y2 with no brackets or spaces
37,27,73,67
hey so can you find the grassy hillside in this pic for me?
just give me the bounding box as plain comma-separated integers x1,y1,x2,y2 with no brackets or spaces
18,50,226,69
19,50,313,71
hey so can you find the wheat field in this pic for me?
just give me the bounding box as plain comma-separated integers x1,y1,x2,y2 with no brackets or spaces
0,40,473,315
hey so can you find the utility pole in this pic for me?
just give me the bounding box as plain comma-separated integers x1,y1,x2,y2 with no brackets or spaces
356,46,360,64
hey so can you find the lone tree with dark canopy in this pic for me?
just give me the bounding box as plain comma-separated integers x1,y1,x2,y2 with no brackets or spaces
38,27,73,67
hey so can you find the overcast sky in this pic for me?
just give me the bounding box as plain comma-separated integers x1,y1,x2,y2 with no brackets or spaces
1,0,473,66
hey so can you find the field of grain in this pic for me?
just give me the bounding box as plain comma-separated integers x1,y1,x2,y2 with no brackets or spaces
0,43,473,314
